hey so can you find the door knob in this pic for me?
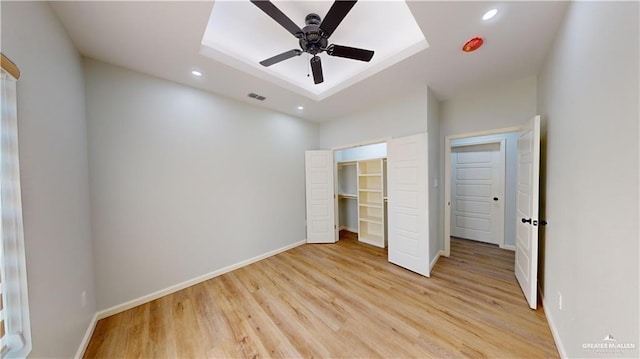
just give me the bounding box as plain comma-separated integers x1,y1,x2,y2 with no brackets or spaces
521,218,532,224
493,197,499,201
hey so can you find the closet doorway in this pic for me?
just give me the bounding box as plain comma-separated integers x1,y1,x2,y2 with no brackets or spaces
305,133,431,277
335,141,388,248
445,131,520,255
442,117,542,309
450,139,506,247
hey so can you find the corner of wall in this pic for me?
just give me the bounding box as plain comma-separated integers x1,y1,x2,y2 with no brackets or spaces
1,1,98,357
535,2,639,358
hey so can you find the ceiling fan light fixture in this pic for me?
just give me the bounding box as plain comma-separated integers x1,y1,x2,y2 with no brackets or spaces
250,0,374,85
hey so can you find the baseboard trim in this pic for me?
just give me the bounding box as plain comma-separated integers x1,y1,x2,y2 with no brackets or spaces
95,240,306,321
539,287,567,359
74,312,98,359
338,226,358,233
430,250,444,272
503,244,516,251
75,240,306,357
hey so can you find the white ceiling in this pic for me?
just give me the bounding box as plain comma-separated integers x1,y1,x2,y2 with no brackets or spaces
201,0,428,100
50,1,568,122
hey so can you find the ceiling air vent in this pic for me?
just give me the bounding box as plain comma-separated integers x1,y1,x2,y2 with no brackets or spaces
248,93,266,101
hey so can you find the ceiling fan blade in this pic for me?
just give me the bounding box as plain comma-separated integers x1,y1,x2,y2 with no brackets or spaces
250,0,303,37
320,0,357,38
310,56,324,84
327,44,374,62
259,49,303,67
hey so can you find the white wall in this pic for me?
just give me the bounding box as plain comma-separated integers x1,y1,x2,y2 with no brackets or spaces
83,59,318,310
337,163,357,231
336,143,387,162
1,2,96,357
338,200,358,232
537,2,639,357
440,76,537,137
318,88,429,149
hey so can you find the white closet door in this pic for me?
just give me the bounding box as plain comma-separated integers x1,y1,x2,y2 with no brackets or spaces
515,116,541,309
305,151,336,243
451,146,504,244
387,133,430,276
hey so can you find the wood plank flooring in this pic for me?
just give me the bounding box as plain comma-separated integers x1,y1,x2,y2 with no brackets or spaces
84,232,558,358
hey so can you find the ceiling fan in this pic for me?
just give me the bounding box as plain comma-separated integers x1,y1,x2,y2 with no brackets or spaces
250,0,375,85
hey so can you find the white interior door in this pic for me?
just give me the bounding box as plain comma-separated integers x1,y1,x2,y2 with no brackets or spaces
450,144,504,245
305,151,336,243
387,133,430,276
515,116,541,309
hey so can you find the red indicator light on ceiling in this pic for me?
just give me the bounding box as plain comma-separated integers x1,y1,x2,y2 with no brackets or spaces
462,37,484,52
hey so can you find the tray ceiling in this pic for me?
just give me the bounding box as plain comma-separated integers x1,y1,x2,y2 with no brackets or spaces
201,0,428,100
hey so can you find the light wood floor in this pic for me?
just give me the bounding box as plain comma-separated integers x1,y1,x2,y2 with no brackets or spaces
84,232,558,358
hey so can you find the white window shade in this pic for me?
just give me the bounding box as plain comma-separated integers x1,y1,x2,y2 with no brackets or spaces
1,68,32,359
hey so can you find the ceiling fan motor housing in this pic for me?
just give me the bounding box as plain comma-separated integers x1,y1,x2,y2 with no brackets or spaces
300,13,327,55
251,0,374,85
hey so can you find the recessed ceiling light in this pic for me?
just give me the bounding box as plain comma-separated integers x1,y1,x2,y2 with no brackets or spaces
191,70,202,77
297,106,304,110
482,9,498,21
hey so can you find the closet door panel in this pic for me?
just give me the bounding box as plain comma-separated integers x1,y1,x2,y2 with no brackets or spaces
387,133,430,277
305,151,336,243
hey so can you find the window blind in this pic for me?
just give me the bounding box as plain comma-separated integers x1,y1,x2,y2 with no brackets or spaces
0,238,6,356
1,53,31,358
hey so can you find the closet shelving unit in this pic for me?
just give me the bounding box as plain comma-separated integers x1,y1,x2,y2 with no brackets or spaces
357,158,386,248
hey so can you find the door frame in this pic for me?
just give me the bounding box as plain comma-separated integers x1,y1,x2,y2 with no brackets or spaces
444,126,521,257
331,137,391,242
450,138,506,248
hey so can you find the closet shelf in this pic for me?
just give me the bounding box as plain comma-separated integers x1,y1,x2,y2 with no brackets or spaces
358,234,384,247
359,215,383,224
358,173,382,177
358,189,382,193
359,203,382,209
338,193,357,199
